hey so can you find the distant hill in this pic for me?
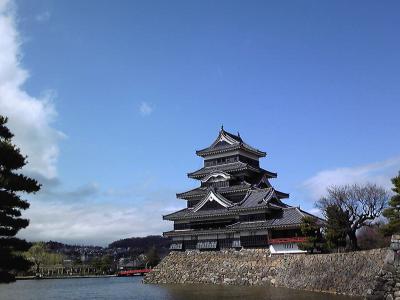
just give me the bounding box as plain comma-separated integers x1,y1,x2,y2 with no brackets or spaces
108,235,171,255
37,236,171,258
46,241,102,250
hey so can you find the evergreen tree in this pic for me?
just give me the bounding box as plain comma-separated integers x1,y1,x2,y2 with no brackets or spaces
382,172,400,236
0,116,40,283
325,205,348,251
145,246,160,268
298,216,323,254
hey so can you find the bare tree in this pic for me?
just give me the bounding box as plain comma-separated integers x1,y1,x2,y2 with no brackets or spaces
316,183,389,251
25,242,47,276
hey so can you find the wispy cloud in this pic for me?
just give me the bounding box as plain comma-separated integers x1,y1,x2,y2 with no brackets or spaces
35,10,50,23
37,182,101,202
139,101,154,116
302,156,400,201
0,0,63,179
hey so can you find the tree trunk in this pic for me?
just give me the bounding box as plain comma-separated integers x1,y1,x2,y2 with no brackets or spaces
347,230,359,251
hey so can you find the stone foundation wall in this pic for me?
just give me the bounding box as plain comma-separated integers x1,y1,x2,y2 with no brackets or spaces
367,235,400,300
144,249,275,285
144,248,389,296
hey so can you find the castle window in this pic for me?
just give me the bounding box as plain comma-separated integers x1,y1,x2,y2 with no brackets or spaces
284,243,294,249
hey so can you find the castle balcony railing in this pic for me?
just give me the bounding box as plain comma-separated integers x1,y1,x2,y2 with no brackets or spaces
268,237,306,244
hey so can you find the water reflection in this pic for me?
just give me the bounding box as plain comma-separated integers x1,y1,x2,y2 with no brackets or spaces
0,277,361,300
162,283,360,300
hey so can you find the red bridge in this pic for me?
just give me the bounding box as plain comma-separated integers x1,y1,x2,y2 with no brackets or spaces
117,269,151,277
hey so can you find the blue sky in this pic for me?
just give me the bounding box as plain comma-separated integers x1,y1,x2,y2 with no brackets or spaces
0,0,399,245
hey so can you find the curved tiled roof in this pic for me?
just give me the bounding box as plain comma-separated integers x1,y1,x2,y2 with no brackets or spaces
196,143,266,157
195,128,266,157
163,207,324,237
227,207,325,230
237,188,281,208
176,182,252,199
188,162,276,179
164,188,287,221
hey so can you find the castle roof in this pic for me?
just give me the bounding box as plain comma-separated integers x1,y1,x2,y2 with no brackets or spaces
163,207,324,237
164,187,287,221
176,182,252,199
187,162,277,179
195,127,266,158
227,207,324,230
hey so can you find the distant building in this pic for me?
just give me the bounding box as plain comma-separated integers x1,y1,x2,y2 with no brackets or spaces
164,127,322,254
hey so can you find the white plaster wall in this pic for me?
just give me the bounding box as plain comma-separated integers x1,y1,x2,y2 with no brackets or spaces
269,243,307,254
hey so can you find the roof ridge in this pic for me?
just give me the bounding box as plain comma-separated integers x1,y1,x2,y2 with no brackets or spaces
221,128,243,143
296,207,326,222
281,206,296,210
236,188,253,206
295,207,306,218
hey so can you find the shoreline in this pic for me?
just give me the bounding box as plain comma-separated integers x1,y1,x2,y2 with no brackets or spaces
16,275,117,280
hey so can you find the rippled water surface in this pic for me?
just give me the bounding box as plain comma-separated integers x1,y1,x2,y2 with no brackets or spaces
0,277,361,300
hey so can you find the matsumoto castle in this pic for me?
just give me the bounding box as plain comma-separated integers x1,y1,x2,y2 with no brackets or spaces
164,127,321,254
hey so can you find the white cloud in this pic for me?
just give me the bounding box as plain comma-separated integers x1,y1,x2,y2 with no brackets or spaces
35,11,50,23
0,0,63,179
139,101,153,116
19,186,181,246
0,0,179,246
308,208,322,216
303,156,400,201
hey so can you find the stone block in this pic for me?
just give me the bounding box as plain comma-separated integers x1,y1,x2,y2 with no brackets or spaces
367,292,386,300
392,236,400,251
385,252,395,265
383,264,396,273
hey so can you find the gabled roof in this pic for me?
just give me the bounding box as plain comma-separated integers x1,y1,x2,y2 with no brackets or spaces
235,187,288,209
195,127,266,157
192,189,234,212
201,170,232,183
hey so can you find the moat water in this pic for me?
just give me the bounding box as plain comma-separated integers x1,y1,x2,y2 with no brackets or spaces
0,276,361,300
